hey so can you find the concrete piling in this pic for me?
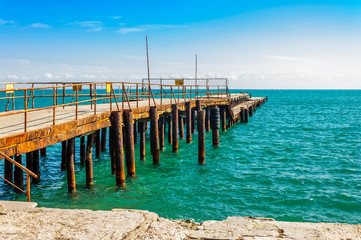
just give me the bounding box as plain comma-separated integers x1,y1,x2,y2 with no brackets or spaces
179,115,184,139
221,108,226,132
185,102,192,143
80,136,86,165
61,140,67,171
14,155,23,189
159,117,165,151
4,155,13,183
138,122,146,160
40,148,47,157
123,110,136,177
205,107,210,132
95,129,101,158
32,149,40,184
210,106,220,146
85,133,94,188
133,122,137,144
109,125,116,174
168,116,172,144
101,127,107,152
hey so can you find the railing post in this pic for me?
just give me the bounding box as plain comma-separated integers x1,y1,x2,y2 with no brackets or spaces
62,83,65,109
90,84,93,109
94,84,97,115
26,172,30,202
75,86,78,120
24,90,27,132
110,83,112,111
161,85,163,105
53,87,56,125
136,83,139,108
178,86,179,103
122,83,124,109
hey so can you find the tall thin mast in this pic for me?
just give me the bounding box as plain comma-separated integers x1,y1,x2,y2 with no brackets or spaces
195,54,198,98
146,36,151,104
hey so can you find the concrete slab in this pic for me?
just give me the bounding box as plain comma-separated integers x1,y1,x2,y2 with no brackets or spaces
0,200,37,211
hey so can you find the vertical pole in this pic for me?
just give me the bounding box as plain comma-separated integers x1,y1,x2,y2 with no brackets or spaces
196,100,201,111
53,87,56,125
4,155,13,183
178,115,184,139
75,87,78,120
221,108,226,132
133,122,137,144
95,129,101,158
185,102,192,143
191,109,196,134
138,122,146,160
61,140,67,171
244,109,249,123
172,104,178,152
123,110,136,177
150,107,160,164
63,83,65,109
26,173,30,202
159,117,165,151
32,150,40,184
24,90,27,132
80,136,86,165
14,155,23,189
168,116,172,144
197,110,205,164
210,106,220,146
249,106,253,117
85,133,95,188
101,127,107,152
40,148,47,157
109,125,116,174
146,36,151,106
67,137,76,193
206,107,211,132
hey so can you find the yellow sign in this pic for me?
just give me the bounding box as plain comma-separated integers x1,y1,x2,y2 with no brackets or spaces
73,85,82,91
106,83,112,93
5,83,14,94
175,79,184,86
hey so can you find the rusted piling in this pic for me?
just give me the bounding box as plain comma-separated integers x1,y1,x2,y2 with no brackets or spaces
32,149,40,184
172,104,178,152
197,110,205,164
138,122,146,160
133,122,137,144
179,115,184,139
101,127,107,152
66,137,76,193
150,107,160,164
210,106,220,146
109,125,116,174
14,155,23,189
61,140,67,171
185,102,192,143
244,109,249,123
111,111,125,187
240,108,245,123
80,136,86,165
249,106,253,117
40,148,47,157
221,108,226,132
85,133,94,188
205,107,210,132
191,109,196,134
95,129,101,158
159,117,165,151
123,110,136,177
168,116,172,144
26,152,33,173
4,155,13,183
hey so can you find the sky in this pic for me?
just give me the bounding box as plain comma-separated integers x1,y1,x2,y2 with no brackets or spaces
1,0,361,89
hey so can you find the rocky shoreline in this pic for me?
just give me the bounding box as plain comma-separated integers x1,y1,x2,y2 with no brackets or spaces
0,204,360,239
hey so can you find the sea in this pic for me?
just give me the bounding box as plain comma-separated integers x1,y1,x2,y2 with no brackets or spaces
0,90,360,224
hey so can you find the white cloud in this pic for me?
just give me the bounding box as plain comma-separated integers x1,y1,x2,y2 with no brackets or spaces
0,59,30,65
112,16,122,20
117,24,187,34
44,73,54,79
69,21,103,32
7,75,18,80
265,55,326,65
26,23,51,29
0,19,15,26
80,74,96,79
64,74,75,79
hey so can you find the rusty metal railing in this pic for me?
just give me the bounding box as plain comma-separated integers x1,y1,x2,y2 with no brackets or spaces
0,80,229,133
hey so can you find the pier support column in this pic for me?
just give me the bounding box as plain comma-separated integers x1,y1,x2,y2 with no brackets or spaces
4,155,13,183
191,109,196,134
179,115,184,139
249,106,253,117
221,108,226,132
26,152,33,174
111,111,125,187
210,106,220,146
150,107,160,164
85,133,95,188
138,122,146,160
168,116,172,144
205,107,210,132
172,104,178,152
124,110,136,177
109,126,116,174
133,122,138,144
197,110,205,165
80,136,86,165
101,127,107,152
40,148,47,157
244,109,249,123
185,102,192,143
32,149,40,184
95,129,101,158
66,137,76,193
14,155,23,189
159,117,165,151
61,140,67,171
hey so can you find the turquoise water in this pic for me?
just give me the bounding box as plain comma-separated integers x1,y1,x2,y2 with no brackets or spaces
1,90,361,224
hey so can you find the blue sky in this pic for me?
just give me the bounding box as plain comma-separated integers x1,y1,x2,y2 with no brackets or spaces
1,0,361,88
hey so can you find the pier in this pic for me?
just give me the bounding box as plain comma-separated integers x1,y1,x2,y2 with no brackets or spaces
0,79,266,201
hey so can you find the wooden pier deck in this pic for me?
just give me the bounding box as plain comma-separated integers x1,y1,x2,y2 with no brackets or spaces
0,79,267,201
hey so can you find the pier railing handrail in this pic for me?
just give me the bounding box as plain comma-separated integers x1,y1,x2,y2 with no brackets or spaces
0,80,229,133
0,151,38,202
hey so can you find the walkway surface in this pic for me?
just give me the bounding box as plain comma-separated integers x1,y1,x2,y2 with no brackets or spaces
0,206,359,239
